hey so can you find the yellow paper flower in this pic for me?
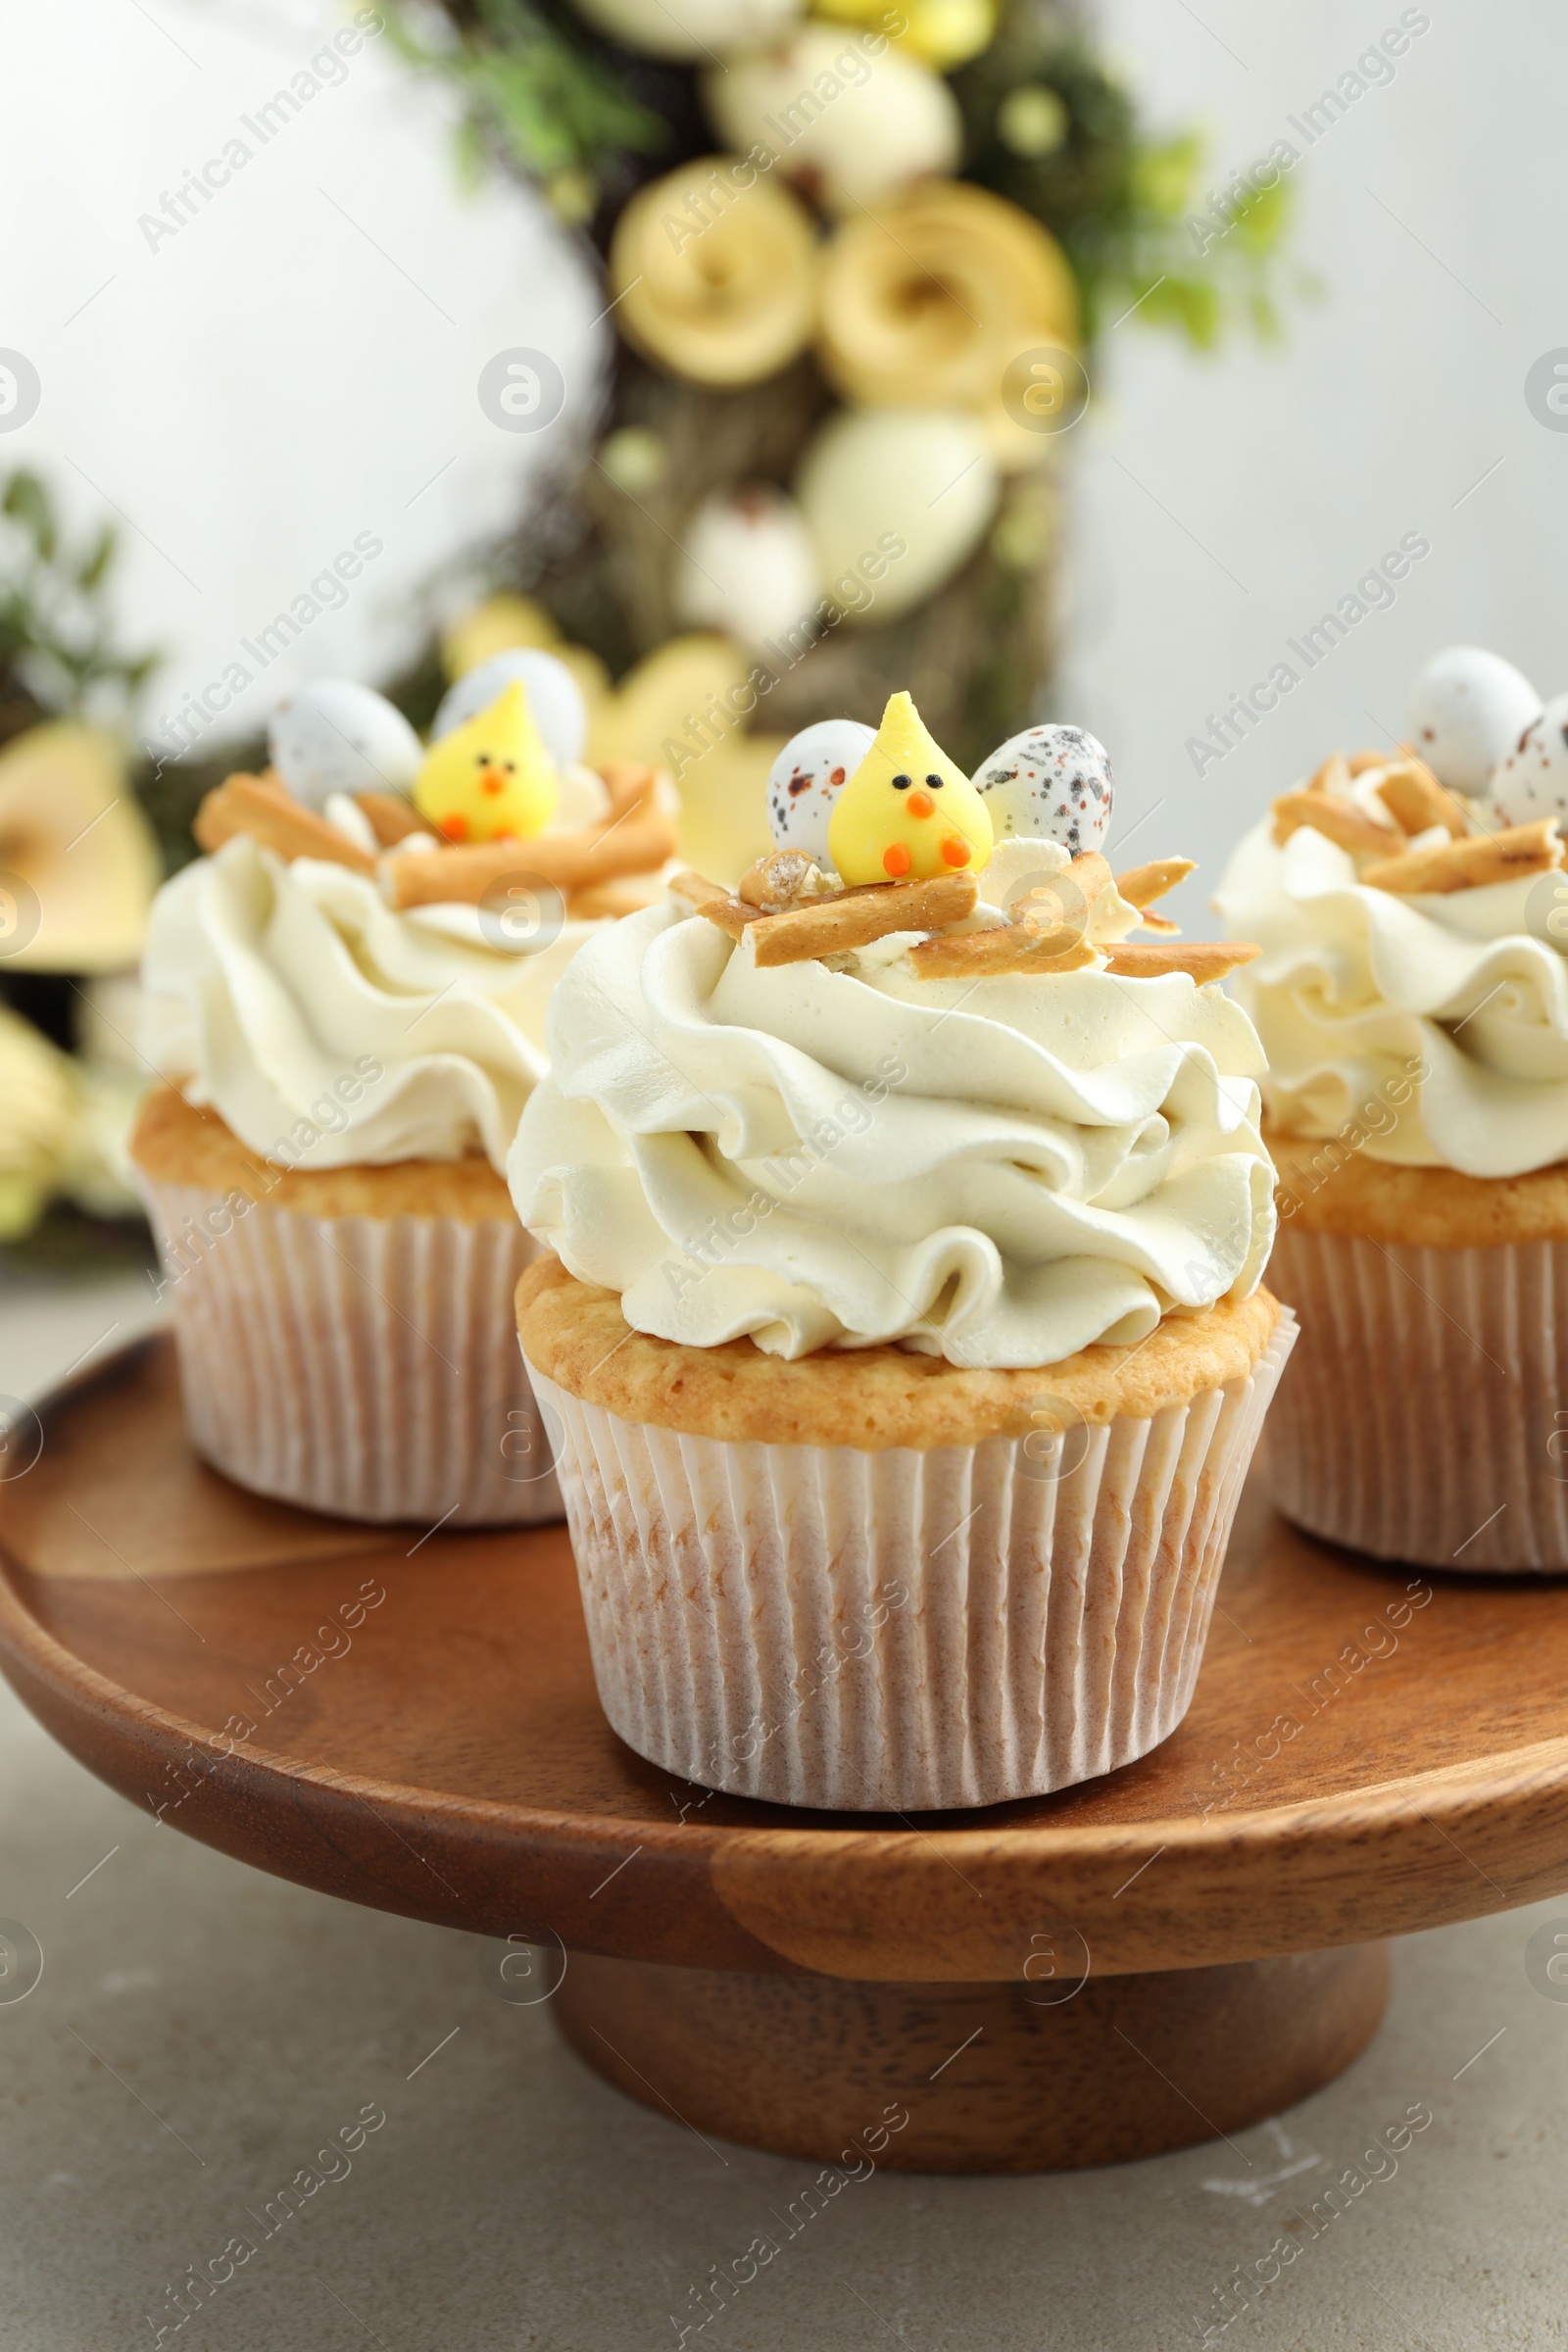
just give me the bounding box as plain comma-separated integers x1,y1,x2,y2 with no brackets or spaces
441,595,560,678
812,0,995,71
0,723,160,971
816,181,1080,469
442,596,610,714
609,158,817,387
583,635,783,881
0,1005,76,1241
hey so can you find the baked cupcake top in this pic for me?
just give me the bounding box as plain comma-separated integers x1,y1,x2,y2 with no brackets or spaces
139,664,679,1171
1216,644,1568,1181
510,693,1274,1369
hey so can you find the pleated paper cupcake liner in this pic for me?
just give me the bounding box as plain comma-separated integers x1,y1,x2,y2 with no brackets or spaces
526,1310,1295,1813
140,1175,563,1526
1266,1226,1568,1572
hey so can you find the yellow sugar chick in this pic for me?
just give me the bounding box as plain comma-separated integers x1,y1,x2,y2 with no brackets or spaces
413,680,559,846
827,691,994,885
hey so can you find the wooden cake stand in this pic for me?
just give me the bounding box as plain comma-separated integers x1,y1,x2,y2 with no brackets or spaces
3,1337,1567,2173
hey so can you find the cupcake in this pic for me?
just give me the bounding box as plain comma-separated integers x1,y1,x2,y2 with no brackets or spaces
510,693,1295,1810
1218,643,1568,1571
133,663,679,1526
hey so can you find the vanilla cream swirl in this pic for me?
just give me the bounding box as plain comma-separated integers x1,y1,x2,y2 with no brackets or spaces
510,894,1276,1367
1218,818,1568,1177
141,835,599,1170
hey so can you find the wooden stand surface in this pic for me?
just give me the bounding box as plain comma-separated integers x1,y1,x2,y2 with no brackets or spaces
1,1338,1565,2170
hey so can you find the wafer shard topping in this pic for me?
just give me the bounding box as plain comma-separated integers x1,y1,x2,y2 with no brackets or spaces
1271,789,1396,859
1362,818,1562,895
1372,759,1469,839
1261,732,1568,901
681,867,979,962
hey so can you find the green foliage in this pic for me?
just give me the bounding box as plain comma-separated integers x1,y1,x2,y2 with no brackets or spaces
953,4,1300,347
0,468,159,746
383,0,668,219
406,0,1302,347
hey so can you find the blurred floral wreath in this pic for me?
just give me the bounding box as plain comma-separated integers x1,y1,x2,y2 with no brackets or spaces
380,0,1303,868
0,471,163,1258
0,0,1302,1258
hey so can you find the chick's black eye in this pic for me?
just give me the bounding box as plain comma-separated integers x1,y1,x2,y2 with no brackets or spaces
474,752,489,765
925,772,944,788
892,772,912,790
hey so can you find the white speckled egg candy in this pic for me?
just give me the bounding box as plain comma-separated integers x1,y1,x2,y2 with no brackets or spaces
433,649,586,772
1407,646,1540,793
270,682,423,809
972,724,1113,856
1491,692,1568,827
767,719,875,859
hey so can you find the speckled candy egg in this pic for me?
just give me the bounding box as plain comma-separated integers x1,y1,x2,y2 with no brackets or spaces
269,681,423,810
1408,647,1541,794
432,649,586,774
767,718,875,861
971,724,1113,857
1491,691,1568,828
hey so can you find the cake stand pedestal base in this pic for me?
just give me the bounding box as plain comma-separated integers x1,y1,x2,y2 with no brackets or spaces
12,1343,1567,2181
554,1942,1391,2173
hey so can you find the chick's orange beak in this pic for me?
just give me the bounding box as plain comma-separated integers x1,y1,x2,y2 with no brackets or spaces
907,790,936,818
479,766,506,796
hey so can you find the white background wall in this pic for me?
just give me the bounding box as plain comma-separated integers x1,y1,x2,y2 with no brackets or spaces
2,0,602,762
6,0,1561,932
1063,0,1568,928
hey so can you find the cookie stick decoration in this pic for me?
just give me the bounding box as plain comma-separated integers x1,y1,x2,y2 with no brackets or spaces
972,722,1114,857
827,692,994,883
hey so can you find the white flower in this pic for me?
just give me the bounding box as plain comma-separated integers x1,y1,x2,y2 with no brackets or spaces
705,27,960,212
675,487,822,649
574,0,802,62
794,407,999,621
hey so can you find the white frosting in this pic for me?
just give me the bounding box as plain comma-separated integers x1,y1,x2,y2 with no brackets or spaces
140,836,602,1170
1217,815,1568,1177
510,889,1276,1368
